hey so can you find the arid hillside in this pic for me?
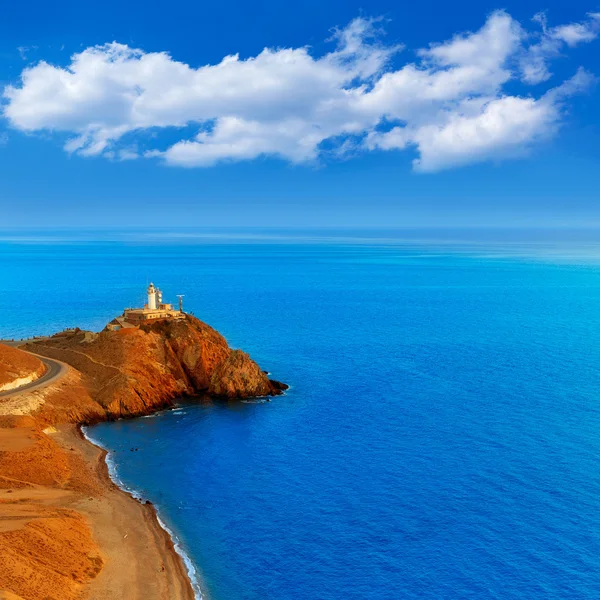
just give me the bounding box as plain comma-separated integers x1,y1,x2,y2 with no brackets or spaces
0,345,45,393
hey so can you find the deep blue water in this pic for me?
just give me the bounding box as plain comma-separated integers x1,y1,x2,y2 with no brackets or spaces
3,231,600,599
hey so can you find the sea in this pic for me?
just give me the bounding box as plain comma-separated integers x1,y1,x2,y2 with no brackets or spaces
3,227,600,600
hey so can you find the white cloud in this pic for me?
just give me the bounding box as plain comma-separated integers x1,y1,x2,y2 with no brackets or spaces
520,12,600,84
367,68,593,172
553,14,600,46
16,46,37,61
411,96,554,172
2,10,598,172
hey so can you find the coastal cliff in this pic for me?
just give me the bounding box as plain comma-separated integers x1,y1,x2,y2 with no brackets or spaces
0,316,287,600
24,314,287,421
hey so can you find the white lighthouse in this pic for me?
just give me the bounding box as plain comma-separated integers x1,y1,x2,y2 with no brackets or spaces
147,283,158,310
108,283,185,329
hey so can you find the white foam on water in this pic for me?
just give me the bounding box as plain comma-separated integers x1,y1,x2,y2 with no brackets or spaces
81,425,204,599
155,510,204,599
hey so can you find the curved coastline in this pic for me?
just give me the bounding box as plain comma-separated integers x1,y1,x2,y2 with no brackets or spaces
80,423,204,599
1,315,287,598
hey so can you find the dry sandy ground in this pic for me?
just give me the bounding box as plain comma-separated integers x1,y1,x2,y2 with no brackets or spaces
0,345,45,392
0,421,195,600
0,345,196,600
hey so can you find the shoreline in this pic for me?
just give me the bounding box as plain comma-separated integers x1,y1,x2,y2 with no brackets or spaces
1,316,287,598
79,422,204,599
54,423,197,600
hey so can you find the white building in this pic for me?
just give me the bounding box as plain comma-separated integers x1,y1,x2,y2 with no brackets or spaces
106,283,185,330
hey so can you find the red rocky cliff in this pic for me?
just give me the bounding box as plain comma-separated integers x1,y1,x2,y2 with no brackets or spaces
26,315,286,420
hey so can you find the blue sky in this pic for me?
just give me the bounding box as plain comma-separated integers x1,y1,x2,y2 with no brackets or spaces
0,0,598,228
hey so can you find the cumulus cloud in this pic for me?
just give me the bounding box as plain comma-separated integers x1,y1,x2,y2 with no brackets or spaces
369,69,591,171
2,10,598,171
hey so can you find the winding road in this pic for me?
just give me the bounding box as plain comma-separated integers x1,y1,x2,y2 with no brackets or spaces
0,346,68,399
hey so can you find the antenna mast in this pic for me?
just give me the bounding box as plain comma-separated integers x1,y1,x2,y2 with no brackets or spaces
177,295,185,313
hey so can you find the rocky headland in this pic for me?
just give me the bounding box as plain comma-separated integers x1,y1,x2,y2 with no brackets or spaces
24,314,287,423
0,315,287,599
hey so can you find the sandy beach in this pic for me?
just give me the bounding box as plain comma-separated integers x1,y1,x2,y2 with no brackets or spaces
65,426,196,600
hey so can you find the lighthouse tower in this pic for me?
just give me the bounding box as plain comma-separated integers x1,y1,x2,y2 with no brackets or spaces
113,282,185,328
147,283,158,310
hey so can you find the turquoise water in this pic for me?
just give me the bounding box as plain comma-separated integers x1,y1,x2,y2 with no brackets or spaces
3,231,600,599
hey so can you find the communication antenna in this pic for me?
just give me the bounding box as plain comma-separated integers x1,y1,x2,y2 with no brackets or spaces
177,295,185,313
